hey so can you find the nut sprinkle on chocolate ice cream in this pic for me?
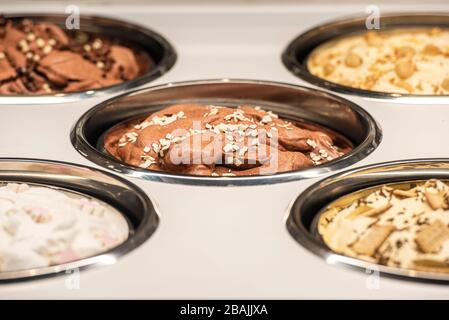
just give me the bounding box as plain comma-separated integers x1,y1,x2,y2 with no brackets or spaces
0,17,150,94
104,103,352,176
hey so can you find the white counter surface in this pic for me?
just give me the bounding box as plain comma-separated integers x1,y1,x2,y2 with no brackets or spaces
1,1,449,299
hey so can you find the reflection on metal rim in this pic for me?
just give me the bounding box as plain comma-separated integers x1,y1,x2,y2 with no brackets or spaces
282,12,449,102
287,158,449,283
0,158,159,282
70,79,382,186
0,13,176,104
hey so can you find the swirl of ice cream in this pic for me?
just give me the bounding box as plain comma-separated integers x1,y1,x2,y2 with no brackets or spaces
0,17,150,94
307,27,449,95
0,182,129,272
319,179,449,273
104,103,352,176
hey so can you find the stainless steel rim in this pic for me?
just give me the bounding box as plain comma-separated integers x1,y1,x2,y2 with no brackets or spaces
0,13,177,104
70,79,382,186
287,158,449,283
282,12,449,102
0,158,159,282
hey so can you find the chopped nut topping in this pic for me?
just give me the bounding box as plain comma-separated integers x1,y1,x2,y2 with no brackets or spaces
260,115,272,124
423,44,442,55
42,45,52,55
26,33,36,41
221,172,236,177
92,39,103,50
35,38,45,48
42,83,51,93
395,46,415,59
364,31,382,46
344,52,363,68
395,60,415,79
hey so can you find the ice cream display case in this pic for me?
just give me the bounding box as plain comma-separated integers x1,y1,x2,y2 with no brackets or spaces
1,0,449,300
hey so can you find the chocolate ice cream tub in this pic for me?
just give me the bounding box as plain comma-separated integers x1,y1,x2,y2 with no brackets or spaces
0,13,176,104
0,158,158,281
287,158,449,283
70,79,381,186
282,13,449,101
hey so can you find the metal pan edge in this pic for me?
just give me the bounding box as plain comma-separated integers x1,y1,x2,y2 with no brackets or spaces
0,158,159,282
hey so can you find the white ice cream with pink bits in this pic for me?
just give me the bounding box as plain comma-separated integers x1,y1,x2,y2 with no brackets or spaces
0,183,129,272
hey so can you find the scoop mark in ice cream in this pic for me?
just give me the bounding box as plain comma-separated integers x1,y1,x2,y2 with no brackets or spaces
0,17,151,94
318,179,449,274
307,27,449,95
104,103,353,176
0,182,129,272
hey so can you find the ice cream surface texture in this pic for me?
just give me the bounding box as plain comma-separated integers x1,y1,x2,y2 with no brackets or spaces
0,17,150,94
0,182,129,272
104,103,353,176
319,179,449,273
308,28,449,95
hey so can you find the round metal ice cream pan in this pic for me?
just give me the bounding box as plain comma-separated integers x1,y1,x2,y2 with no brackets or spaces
282,12,449,102
71,79,381,186
0,13,176,104
0,158,159,282
287,158,449,283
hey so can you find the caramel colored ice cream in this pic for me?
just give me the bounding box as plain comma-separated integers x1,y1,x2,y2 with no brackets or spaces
0,17,151,94
318,179,449,274
104,103,352,176
307,28,449,95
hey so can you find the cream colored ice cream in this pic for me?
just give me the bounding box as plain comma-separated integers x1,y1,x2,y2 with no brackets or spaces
307,28,449,95
0,182,129,272
318,179,449,273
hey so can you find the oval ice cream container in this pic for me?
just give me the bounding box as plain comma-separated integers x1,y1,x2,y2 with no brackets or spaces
282,12,449,102
70,79,382,186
